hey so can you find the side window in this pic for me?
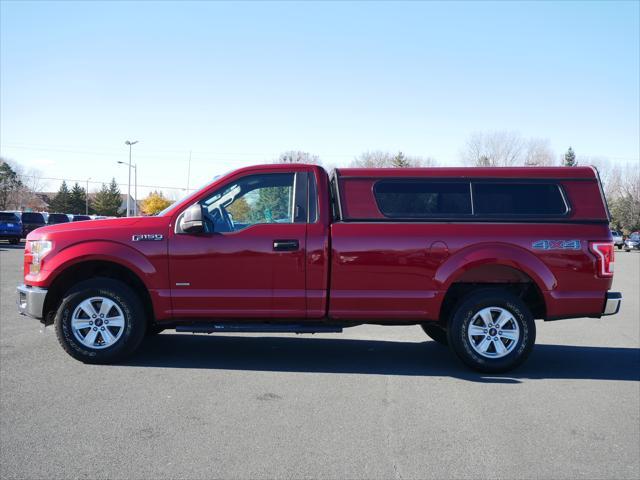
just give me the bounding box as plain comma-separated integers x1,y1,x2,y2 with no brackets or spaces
472,183,568,216
201,173,297,232
373,180,472,218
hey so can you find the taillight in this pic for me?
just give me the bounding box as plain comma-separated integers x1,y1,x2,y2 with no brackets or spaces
589,242,614,277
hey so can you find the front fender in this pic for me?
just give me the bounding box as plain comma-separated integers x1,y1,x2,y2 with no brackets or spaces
26,240,158,288
434,243,557,292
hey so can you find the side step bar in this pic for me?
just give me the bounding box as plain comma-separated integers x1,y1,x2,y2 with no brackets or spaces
176,323,344,334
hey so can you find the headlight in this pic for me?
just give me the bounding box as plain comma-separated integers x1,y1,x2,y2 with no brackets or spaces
28,240,53,274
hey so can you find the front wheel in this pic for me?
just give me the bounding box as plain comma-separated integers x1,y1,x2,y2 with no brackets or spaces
55,278,147,364
447,290,535,373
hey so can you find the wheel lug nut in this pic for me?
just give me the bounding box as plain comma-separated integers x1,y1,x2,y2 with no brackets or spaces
92,315,96,318
93,327,97,331
89,321,93,325
486,336,491,340
494,337,498,341
499,331,502,335
483,329,487,333
104,320,109,324
100,327,105,331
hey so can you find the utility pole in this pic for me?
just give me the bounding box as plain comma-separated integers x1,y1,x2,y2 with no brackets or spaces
134,165,138,216
187,150,192,192
122,140,138,216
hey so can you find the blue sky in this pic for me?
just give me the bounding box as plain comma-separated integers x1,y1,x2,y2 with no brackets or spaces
1,0,638,196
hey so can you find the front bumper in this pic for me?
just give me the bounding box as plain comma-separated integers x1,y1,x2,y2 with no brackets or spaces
17,284,47,319
603,292,622,316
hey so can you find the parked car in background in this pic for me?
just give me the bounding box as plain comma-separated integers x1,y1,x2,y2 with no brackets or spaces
71,215,92,222
20,212,47,238
624,232,640,252
0,212,22,244
46,213,70,225
611,230,624,249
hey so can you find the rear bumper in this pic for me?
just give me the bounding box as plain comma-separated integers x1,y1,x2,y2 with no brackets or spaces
603,292,622,316
17,284,47,320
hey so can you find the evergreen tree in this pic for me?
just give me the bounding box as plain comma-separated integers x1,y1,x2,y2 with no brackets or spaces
250,187,291,223
392,151,410,168
69,182,88,214
49,181,72,213
0,160,23,209
563,147,577,167
92,178,122,216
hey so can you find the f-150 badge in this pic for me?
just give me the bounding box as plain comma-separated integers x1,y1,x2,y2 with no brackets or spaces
532,239,581,250
132,234,164,241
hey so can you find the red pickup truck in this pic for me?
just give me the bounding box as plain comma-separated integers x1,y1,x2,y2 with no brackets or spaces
17,164,621,372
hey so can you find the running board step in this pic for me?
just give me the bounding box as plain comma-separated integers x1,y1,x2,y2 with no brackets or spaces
176,323,343,334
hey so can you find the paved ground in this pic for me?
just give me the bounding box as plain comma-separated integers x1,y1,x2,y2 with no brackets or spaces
1,243,639,480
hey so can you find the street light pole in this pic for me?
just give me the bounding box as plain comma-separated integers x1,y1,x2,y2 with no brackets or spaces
133,164,138,216
123,140,138,216
86,177,91,215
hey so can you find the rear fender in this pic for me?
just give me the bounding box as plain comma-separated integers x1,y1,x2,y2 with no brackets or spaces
435,242,556,302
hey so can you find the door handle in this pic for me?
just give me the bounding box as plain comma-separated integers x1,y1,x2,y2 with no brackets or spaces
273,239,299,251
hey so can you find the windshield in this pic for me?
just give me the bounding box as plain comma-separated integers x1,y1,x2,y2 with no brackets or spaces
22,212,45,223
158,172,231,216
48,214,69,224
0,212,19,222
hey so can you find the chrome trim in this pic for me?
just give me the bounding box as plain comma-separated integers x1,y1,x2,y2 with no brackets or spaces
603,292,622,316
16,284,47,319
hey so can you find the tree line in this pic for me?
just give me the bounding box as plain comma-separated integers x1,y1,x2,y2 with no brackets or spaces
2,139,638,230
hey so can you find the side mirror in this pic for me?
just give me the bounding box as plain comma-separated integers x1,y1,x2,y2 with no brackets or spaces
181,204,205,234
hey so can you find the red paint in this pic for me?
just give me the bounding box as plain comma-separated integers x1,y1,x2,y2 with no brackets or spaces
23,164,615,324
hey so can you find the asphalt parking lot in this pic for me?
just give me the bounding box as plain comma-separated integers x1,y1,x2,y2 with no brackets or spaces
1,243,638,480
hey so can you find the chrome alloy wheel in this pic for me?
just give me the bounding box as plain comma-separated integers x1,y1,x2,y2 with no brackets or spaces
467,307,520,359
71,297,126,349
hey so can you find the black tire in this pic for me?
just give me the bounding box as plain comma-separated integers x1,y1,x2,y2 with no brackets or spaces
146,325,166,336
447,289,536,373
54,278,147,364
421,323,448,346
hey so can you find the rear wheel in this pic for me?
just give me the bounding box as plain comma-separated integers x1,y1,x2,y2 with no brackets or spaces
447,289,535,373
421,324,448,346
55,278,146,363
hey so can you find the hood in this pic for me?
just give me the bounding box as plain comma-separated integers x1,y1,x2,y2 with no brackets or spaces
26,216,165,241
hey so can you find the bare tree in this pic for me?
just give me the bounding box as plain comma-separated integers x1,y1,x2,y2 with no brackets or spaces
351,150,395,167
524,138,556,166
462,131,526,166
276,151,320,164
351,150,436,168
585,157,639,231
609,164,640,232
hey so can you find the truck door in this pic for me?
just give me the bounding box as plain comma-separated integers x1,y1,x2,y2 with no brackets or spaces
168,171,308,319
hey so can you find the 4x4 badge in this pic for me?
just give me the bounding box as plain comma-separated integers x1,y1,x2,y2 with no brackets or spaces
132,234,164,241
532,239,581,250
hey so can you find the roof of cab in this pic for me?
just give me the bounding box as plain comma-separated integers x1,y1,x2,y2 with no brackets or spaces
335,166,599,179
